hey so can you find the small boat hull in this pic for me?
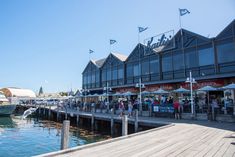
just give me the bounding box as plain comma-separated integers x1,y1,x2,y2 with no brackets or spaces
0,105,16,116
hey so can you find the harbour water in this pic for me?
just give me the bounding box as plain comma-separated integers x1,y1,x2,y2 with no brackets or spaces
0,116,111,157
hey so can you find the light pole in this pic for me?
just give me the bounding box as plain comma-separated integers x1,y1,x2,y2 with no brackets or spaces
103,82,112,112
185,71,197,118
136,79,145,115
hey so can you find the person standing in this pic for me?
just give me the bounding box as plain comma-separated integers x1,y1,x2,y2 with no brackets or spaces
173,100,180,119
119,100,125,117
128,101,133,117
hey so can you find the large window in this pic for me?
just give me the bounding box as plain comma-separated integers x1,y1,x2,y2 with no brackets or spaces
173,51,184,70
185,49,198,68
150,56,159,74
217,42,235,63
91,73,95,83
118,67,124,79
162,53,172,72
198,47,214,66
107,69,111,81
112,68,118,80
142,60,149,75
95,71,99,83
126,64,133,77
133,64,139,76
102,70,106,81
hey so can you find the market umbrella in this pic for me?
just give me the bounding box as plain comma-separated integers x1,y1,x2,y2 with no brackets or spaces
123,91,135,96
113,92,122,96
222,83,235,89
153,88,169,95
92,93,99,97
173,86,190,93
141,91,151,95
198,85,217,118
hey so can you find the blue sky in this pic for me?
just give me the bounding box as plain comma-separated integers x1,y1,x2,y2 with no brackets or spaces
0,0,235,93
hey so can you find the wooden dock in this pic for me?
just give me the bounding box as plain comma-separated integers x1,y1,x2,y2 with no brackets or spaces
34,106,235,157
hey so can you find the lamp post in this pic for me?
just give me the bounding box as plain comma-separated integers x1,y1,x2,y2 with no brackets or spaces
103,82,112,112
185,71,197,118
136,79,145,115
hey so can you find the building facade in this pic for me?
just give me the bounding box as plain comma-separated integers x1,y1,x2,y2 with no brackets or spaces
82,20,235,94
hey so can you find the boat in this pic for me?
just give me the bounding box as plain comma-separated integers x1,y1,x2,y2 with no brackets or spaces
0,91,16,116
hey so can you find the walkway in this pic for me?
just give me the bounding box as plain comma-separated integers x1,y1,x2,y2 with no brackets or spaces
36,107,235,157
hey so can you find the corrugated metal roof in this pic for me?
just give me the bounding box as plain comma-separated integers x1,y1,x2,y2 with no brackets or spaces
1,87,36,98
95,58,106,67
111,52,127,61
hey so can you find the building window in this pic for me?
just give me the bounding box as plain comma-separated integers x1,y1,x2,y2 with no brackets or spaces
150,56,159,74
102,70,106,82
112,68,118,80
162,53,172,72
217,42,235,63
185,49,198,68
126,64,133,77
141,60,149,75
92,73,95,83
107,69,111,81
133,63,139,76
95,71,100,83
173,51,184,70
198,47,214,66
118,67,124,79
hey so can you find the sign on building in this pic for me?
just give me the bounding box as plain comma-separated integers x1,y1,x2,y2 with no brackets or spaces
144,30,175,55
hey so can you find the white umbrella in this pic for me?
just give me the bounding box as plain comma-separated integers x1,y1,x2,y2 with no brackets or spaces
123,91,135,96
222,83,235,89
153,88,169,94
113,92,122,96
141,91,151,95
92,93,99,97
197,85,217,115
173,86,190,93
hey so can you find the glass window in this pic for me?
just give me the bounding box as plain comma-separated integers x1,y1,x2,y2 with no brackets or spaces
217,42,235,63
92,73,95,83
126,64,133,77
107,69,111,80
150,57,159,74
185,49,198,68
198,47,214,66
162,53,172,72
118,67,124,79
134,64,139,76
173,51,184,70
102,70,106,81
95,71,99,83
112,68,118,80
141,60,149,75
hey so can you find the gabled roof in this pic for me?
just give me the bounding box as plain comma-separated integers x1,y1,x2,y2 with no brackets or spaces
216,19,235,39
95,58,106,68
125,43,147,62
111,52,127,61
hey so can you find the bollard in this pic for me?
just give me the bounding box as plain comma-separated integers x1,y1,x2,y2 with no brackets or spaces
111,108,114,135
122,115,128,136
61,120,70,150
135,110,139,132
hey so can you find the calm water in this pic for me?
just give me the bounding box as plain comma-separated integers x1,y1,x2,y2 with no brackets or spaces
0,116,110,157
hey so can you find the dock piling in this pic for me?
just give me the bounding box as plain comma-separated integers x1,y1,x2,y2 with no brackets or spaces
111,108,114,135
135,110,139,132
61,120,70,150
91,108,95,130
122,115,128,136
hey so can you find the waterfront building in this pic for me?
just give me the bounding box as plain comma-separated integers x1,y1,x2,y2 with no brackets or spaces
82,20,235,117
